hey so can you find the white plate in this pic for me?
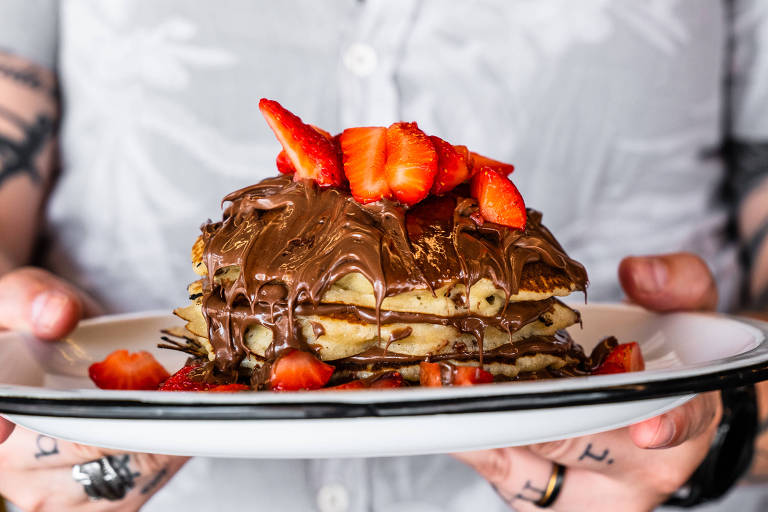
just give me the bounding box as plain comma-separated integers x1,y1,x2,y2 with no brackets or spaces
0,303,766,458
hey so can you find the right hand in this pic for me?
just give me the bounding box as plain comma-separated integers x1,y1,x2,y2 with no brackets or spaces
0,267,188,510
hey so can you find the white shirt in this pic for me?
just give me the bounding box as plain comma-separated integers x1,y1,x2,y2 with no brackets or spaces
1,1,764,510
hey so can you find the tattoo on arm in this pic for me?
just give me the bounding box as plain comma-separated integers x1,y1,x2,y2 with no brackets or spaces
578,443,614,464
140,467,169,495
34,434,59,458
0,105,54,187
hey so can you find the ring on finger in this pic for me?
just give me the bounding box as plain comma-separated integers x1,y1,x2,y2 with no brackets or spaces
536,463,566,508
72,455,136,501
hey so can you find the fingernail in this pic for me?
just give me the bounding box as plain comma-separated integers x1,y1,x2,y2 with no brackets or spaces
634,257,668,294
31,290,71,336
650,417,676,448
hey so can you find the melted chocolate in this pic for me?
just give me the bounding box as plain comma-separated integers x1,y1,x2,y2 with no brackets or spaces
200,176,587,372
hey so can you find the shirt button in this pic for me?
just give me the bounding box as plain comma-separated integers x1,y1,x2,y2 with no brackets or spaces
316,483,350,512
343,43,378,77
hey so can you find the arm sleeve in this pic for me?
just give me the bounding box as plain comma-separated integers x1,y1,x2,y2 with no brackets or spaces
0,0,59,70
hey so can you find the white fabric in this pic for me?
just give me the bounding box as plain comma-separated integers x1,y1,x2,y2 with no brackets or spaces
0,0,763,510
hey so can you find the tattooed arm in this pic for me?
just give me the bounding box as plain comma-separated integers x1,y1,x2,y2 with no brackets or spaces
0,51,58,274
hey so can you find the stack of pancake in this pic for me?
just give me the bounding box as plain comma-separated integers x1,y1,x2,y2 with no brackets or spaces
166,175,603,388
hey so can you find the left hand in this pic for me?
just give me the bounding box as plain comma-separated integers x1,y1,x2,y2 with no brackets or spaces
455,253,723,511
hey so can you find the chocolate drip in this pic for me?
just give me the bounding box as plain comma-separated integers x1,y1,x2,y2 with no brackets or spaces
201,176,587,372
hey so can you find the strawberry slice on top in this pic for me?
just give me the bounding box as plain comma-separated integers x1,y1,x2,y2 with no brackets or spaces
469,151,515,177
430,136,470,195
340,126,391,204
470,167,526,230
159,364,214,391
270,349,334,391
88,350,170,390
384,122,438,206
258,98,342,188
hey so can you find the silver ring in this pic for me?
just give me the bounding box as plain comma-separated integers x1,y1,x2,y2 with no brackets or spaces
72,455,136,501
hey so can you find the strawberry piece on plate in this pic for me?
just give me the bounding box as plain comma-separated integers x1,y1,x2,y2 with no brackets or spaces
88,350,170,390
419,362,443,387
159,364,213,391
270,349,334,391
470,167,526,230
595,342,645,375
384,122,438,206
469,151,515,177
452,366,494,386
369,371,404,388
209,383,251,392
258,98,342,187
340,126,391,204
326,380,366,390
431,136,470,195
276,150,295,175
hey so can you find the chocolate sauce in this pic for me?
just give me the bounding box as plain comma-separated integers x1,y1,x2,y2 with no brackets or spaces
200,176,588,372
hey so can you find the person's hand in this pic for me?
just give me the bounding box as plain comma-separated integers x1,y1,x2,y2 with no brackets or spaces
0,267,188,510
455,253,722,511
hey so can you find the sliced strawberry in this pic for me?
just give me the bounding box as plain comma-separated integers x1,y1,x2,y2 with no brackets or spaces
270,349,334,391
470,167,526,230
369,371,404,388
258,98,342,187
595,342,645,375
453,366,494,386
384,122,438,206
276,150,295,174
326,380,366,390
159,364,213,391
209,383,251,392
469,151,515,177
340,126,391,204
430,136,470,195
88,350,170,390
419,362,443,387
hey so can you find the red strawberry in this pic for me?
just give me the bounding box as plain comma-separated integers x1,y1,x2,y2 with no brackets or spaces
159,364,214,391
430,136,470,195
88,350,170,390
470,167,526,230
209,383,250,392
276,150,295,174
369,371,404,388
270,349,334,391
469,151,515,177
340,127,391,204
419,362,443,387
384,122,438,206
258,98,342,187
595,342,645,375
452,366,494,386
326,380,366,390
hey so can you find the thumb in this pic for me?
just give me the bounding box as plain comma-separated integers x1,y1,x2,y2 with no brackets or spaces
618,253,718,312
0,267,101,340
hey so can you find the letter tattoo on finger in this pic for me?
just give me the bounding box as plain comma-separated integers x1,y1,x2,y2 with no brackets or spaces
578,443,614,464
34,434,59,458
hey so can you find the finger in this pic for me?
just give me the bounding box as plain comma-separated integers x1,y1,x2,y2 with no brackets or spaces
1,453,186,511
629,392,721,449
0,267,102,340
453,449,654,511
618,253,718,312
528,421,716,491
0,417,14,443
0,427,188,471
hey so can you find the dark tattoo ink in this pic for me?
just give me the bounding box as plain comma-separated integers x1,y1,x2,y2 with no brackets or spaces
0,62,44,90
578,443,614,464
34,434,59,458
514,480,546,503
0,105,54,187
112,454,141,483
140,467,168,494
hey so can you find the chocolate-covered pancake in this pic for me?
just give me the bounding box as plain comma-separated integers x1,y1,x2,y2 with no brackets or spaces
167,175,605,386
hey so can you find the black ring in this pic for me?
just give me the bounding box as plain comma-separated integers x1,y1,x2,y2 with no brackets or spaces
536,463,566,508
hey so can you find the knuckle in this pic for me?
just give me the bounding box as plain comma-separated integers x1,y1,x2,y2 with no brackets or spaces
472,449,514,485
530,438,575,460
